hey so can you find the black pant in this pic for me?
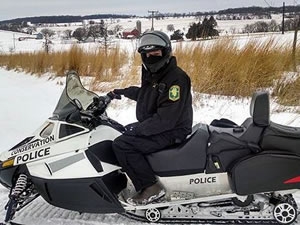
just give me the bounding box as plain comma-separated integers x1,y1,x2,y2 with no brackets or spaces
112,133,175,192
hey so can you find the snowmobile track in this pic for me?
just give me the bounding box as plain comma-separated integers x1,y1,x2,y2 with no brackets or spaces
124,212,280,224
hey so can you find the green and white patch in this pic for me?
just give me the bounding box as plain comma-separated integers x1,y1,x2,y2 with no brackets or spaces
169,85,180,101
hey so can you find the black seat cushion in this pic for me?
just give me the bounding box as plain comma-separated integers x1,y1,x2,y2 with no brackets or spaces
146,123,209,177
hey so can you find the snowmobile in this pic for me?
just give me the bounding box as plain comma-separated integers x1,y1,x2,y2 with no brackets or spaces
1,71,300,225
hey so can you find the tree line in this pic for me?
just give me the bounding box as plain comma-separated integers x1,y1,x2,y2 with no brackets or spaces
243,18,300,33
0,14,135,25
218,5,300,15
1,5,300,25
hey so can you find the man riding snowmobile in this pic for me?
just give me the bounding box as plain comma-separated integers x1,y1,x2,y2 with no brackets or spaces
109,30,193,205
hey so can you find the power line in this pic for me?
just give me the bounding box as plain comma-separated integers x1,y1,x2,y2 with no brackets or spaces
263,0,272,7
263,0,275,7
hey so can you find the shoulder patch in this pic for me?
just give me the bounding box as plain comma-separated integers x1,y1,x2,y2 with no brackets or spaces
169,85,180,101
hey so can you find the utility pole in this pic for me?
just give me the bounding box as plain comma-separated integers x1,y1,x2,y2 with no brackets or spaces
13,33,16,51
148,10,158,31
292,0,299,71
282,2,285,34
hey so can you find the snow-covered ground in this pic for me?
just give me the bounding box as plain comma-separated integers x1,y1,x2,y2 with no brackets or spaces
1,67,299,152
0,13,295,54
0,14,300,224
0,67,300,225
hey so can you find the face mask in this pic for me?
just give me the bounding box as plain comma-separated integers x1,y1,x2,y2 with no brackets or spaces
143,55,163,64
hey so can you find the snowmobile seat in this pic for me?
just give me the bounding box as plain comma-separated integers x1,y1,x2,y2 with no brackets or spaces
209,91,270,139
206,91,270,173
236,91,270,143
146,123,209,177
261,121,300,154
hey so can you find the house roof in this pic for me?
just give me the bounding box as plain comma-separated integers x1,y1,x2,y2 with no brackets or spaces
123,28,137,33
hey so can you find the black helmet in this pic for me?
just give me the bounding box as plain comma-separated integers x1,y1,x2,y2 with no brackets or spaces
137,30,172,73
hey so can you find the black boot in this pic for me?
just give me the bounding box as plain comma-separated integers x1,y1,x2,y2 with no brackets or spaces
127,182,166,205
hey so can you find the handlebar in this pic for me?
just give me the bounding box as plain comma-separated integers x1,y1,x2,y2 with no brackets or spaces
85,94,112,116
76,95,112,128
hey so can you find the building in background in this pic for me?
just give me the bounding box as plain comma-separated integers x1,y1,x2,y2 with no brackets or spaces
122,28,140,39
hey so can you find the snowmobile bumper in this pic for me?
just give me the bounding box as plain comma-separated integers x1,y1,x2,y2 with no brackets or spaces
31,171,127,214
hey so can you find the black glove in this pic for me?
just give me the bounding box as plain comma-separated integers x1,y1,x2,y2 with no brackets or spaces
107,88,126,100
113,88,126,95
92,96,111,115
107,91,121,100
123,123,140,136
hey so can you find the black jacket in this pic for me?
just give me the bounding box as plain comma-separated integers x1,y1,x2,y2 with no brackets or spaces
122,56,193,139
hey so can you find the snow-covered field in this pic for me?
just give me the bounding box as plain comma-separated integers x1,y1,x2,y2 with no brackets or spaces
0,15,300,224
1,64,300,225
0,14,295,54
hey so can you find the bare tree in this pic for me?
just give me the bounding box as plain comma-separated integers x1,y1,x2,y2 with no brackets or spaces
113,24,123,35
88,25,102,42
167,24,175,32
63,29,73,39
98,20,111,55
43,34,52,54
40,29,55,53
40,28,55,38
268,19,279,32
26,26,36,35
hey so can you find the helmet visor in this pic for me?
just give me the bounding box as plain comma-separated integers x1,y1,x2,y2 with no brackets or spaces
138,34,168,53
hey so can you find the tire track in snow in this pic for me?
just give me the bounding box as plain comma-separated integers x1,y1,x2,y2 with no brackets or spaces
0,187,142,225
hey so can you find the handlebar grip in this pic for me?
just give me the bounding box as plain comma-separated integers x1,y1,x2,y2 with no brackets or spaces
104,95,112,104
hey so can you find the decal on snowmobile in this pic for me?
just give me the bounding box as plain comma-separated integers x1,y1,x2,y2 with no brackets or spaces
15,147,50,164
189,176,217,185
10,135,54,156
284,176,300,184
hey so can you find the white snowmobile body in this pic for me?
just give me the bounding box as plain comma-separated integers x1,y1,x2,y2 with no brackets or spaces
1,71,300,224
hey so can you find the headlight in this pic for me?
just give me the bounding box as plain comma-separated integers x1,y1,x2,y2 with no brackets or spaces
1,158,15,168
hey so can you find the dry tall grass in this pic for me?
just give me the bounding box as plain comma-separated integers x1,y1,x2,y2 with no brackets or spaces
174,37,297,98
0,45,128,82
274,76,300,106
0,38,299,105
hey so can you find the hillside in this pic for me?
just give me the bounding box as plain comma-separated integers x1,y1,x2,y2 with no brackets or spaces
1,5,299,25
0,14,136,25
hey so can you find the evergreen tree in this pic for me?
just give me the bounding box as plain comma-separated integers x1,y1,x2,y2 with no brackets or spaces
186,23,198,41
170,30,184,41
186,16,219,40
73,27,88,42
200,16,219,39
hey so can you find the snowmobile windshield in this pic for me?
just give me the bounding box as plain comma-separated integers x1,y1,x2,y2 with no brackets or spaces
52,72,98,121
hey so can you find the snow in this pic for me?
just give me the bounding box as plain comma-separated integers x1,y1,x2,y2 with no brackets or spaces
0,14,296,55
0,67,298,153
1,62,300,225
0,16,300,224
